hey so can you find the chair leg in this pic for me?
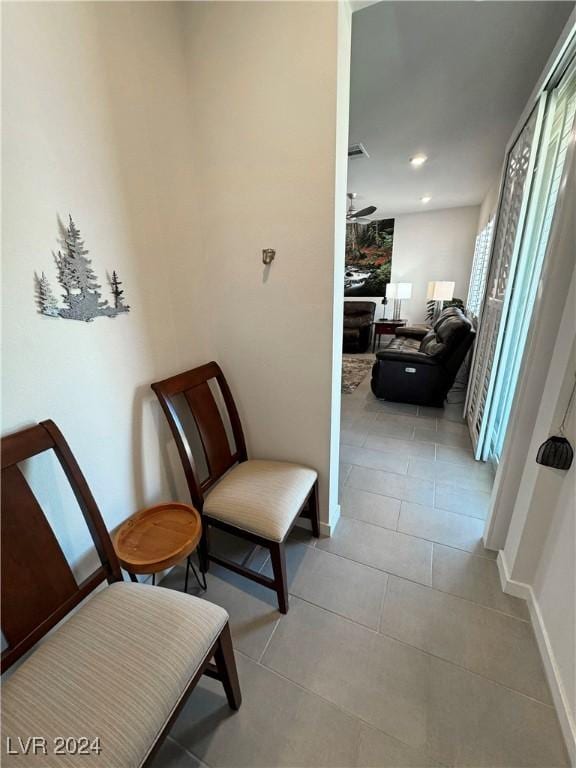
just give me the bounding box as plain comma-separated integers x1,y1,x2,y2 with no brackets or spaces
214,622,242,710
309,480,320,539
270,541,289,614
198,525,210,574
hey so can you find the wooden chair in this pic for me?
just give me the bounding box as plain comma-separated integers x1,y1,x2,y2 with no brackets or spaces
151,362,320,614
1,420,241,768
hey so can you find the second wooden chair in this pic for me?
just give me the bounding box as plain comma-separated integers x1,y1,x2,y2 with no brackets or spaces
151,362,320,613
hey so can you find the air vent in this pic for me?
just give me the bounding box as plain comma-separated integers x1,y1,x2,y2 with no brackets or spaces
348,143,369,159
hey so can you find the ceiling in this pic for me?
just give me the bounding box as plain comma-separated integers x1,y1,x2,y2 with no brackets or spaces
348,1,573,217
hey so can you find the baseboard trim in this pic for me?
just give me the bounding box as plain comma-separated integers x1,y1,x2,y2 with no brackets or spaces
498,551,576,764
496,550,532,600
319,503,341,538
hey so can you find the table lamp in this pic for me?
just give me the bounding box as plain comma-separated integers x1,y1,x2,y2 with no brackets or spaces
384,282,396,319
427,281,455,321
386,282,412,321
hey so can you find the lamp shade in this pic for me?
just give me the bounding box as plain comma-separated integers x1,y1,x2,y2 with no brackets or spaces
427,281,455,301
396,282,412,300
385,282,398,298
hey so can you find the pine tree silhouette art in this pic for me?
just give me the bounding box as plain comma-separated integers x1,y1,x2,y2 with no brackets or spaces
35,272,60,317
37,215,131,322
110,270,130,312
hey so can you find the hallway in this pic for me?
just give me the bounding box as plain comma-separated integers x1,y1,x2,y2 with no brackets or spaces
155,375,569,768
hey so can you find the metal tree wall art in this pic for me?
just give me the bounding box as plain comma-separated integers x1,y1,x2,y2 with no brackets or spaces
35,215,130,322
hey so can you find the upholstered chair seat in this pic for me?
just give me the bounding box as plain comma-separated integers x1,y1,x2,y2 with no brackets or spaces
152,362,321,614
2,583,228,768
203,460,318,542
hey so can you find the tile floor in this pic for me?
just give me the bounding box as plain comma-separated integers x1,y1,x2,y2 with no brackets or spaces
152,369,569,768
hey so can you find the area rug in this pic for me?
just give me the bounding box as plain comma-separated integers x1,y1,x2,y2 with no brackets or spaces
342,356,373,394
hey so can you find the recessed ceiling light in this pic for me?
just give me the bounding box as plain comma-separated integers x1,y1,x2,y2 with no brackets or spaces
410,154,428,167
421,195,431,204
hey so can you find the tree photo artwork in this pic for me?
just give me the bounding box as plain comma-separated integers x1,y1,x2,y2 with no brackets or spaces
35,215,130,322
344,218,394,297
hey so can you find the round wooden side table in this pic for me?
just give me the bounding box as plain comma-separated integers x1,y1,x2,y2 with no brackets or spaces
113,502,206,592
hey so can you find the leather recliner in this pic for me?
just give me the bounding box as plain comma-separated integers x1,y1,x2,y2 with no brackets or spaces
371,307,475,406
343,301,376,353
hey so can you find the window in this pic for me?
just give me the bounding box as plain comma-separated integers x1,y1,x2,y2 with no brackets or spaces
467,217,494,320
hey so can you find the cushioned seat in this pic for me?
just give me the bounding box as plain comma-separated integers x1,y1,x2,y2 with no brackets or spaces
204,459,318,542
371,307,475,406
2,583,228,768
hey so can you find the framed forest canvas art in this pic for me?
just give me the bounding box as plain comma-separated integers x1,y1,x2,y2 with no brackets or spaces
344,218,394,297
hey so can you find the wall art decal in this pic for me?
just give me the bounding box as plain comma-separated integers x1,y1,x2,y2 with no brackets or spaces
35,215,130,322
345,218,394,297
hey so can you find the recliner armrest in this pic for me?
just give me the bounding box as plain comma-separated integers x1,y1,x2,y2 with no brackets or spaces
375,349,438,366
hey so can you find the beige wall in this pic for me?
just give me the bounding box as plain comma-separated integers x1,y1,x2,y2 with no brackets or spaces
2,0,345,560
181,2,342,528
2,2,206,569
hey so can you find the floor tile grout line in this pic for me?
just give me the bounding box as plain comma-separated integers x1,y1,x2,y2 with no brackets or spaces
257,615,281,663
165,736,211,768
345,481,432,507
342,457,410,476
334,511,486,552
430,503,489,522
317,534,529,622
284,591,383,633
348,463,491,496
242,648,446,767
376,620,554,708
260,595,553,709
377,572,390,634
392,521,499,563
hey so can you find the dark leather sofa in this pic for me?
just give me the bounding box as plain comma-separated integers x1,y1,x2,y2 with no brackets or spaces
343,301,376,353
371,307,475,406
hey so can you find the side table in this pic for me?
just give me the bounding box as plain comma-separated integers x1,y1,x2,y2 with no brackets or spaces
113,502,206,592
372,319,407,352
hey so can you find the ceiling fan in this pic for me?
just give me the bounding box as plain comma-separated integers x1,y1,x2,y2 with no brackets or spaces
346,192,376,224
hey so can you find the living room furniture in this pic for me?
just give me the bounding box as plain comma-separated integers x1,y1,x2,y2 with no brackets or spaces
114,502,206,591
343,301,376,352
151,362,319,614
1,419,241,767
385,282,412,320
372,319,406,352
371,307,475,406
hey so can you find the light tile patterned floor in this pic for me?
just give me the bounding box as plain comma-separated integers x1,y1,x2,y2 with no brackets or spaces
152,372,569,768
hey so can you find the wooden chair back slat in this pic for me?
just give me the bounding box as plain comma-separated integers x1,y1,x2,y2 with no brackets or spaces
1,464,78,643
1,420,123,672
152,362,248,507
183,382,235,480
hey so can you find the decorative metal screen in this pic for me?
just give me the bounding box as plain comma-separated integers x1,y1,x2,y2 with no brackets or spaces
485,64,576,460
467,105,541,452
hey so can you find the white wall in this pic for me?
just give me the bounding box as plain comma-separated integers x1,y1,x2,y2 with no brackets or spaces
494,148,576,760
390,206,479,324
1,2,206,572
476,177,501,232
181,2,343,530
344,205,479,324
329,1,353,530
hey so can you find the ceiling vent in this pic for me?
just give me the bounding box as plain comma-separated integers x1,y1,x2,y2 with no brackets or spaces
348,142,369,159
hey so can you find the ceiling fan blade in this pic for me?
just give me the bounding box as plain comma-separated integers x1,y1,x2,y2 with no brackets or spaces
354,205,376,218
346,216,371,224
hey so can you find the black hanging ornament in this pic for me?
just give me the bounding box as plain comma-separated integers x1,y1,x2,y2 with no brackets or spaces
536,436,573,470
536,373,575,471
